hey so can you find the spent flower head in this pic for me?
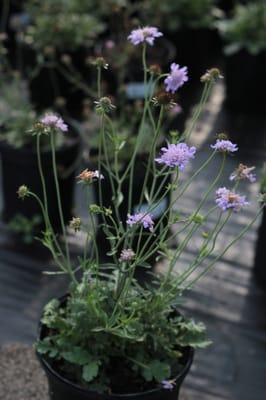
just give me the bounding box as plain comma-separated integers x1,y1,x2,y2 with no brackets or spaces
128,26,163,46
127,213,154,232
230,164,256,183
17,185,29,199
215,187,249,212
155,143,196,170
77,169,104,184
211,139,238,153
164,63,188,93
89,56,109,70
95,97,116,114
200,68,223,83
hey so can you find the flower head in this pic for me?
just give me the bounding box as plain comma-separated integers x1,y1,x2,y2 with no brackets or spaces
164,63,188,93
211,139,238,153
40,113,68,132
128,26,163,46
200,68,223,83
119,248,135,262
94,96,115,114
77,169,104,183
127,213,154,232
155,143,196,170
69,217,81,232
161,380,176,390
17,185,29,199
230,164,256,183
215,187,249,212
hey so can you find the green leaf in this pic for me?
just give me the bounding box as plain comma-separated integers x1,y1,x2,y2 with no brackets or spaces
150,360,171,382
62,347,91,366
142,360,171,383
82,361,99,382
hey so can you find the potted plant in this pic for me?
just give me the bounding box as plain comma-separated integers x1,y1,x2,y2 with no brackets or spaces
20,27,264,399
254,163,266,288
0,73,80,236
218,1,266,114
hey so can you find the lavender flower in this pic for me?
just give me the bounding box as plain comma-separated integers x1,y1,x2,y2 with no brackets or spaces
161,380,176,390
128,26,163,46
155,143,196,170
40,113,68,132
127,213,154,232
119,248,135,262
211,139,238,153
230,164,256,183
164,63,188,93
215,187,249,212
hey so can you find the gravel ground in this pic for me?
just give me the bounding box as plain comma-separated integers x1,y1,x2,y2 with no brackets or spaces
0,344,48,400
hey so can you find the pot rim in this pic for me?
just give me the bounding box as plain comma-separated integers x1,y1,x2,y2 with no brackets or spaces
37,295,194,398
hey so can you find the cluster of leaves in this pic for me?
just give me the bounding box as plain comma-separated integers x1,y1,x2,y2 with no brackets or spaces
218,2,266,55
139,0,220,31
24,0,105,51
37,274,210,393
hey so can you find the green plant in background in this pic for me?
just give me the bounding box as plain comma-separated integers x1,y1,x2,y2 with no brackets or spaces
0,74,37,148
18,27,265,394
139,0,220,31
8,213,42,244
24,0,105,52
0,74,65,149
218,2,266,55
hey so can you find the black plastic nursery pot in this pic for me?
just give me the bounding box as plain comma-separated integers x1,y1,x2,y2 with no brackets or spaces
224,49,266,115
0,135,80,235
37,310,194,400
254,207,266,288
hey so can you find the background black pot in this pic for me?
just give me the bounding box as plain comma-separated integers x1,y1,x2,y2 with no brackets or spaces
93,154,171,269
0,135,80,235
224,49,266,115
254,207,266,288
38,315,194,400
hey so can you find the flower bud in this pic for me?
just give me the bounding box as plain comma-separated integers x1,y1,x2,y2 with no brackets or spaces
69,217,81,232
17,185,29,199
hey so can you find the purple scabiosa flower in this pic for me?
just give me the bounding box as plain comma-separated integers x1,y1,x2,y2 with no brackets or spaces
211,139,238,153
155,143,196,170
230,164,256,183
161,380,176,390
127,212,154,232
128,26,163,46
40,113,68,132
215,187,249,212
164,63,188,93
119,248,135,262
